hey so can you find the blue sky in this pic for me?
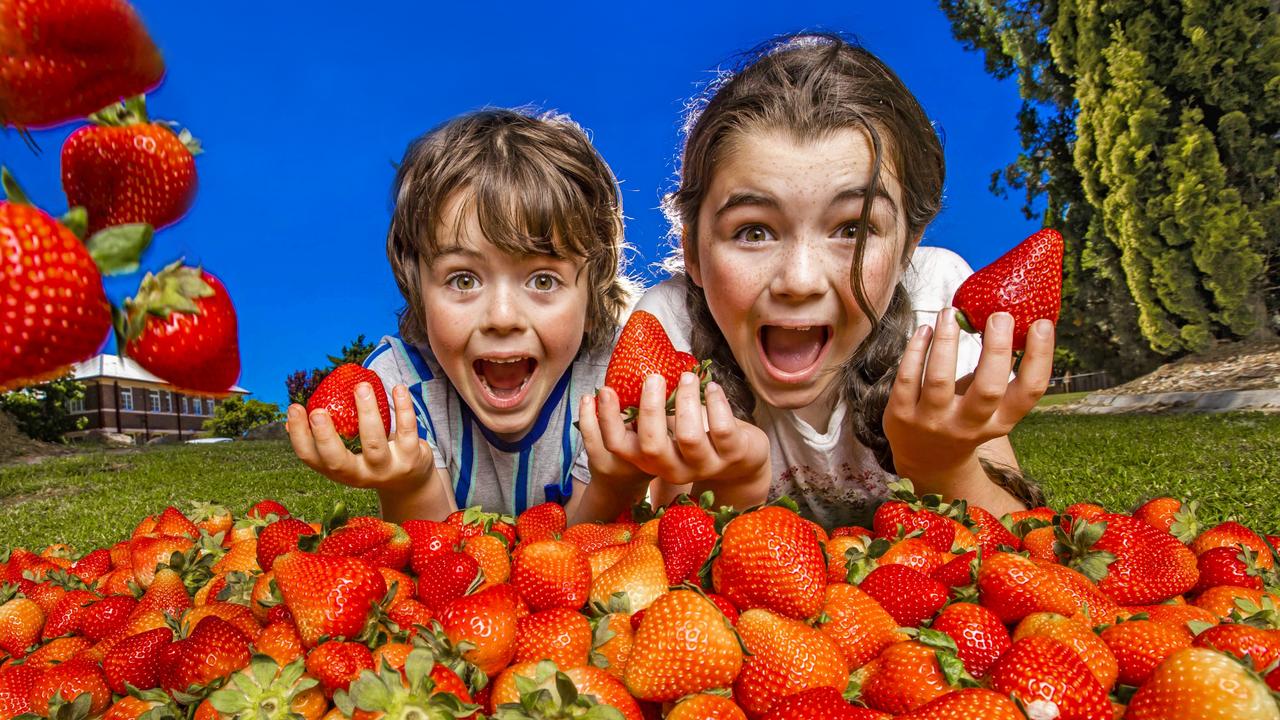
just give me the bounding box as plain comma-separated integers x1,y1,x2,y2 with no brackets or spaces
2,1,1040,408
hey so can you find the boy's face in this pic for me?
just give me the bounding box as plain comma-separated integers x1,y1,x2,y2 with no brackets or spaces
419,195,590,441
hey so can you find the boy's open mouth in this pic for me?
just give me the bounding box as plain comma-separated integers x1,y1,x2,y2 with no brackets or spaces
758,325,831,379
474,357,537,408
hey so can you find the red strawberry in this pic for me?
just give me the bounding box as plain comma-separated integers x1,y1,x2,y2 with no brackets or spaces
895,688,1023,720
151,506,199,540
1192,623,1280,674
101,626,172,695
62,96,199,235
446,507,516,544
872,481,957,554
986,635,1111,720
319,516,410,571
70,549,112,585
305,363,390,440
0,189,111,392
0,663,40,718
80,595,138,642
711,505,827,621
159,615,251,694
930,550,978,589
1057,514,1199,604
513,606,593,669
510,539,592,612
657,499,718,585
1193,544,1265,593
1099,618,1191,687
436,583,519,677
0,0,164,129
1132,496,1195,538
256,517,317,572
40,588,96,641
516,502,567,543
118,261,240,394
305,640,374,697
732,609,849,718
404,520,462,576
761,687,881,720
952,227,1063,350
1192,521,1275,569
247,499,290,519
28,656,111,717
415,551,481,612
858,563,948,627
624,589,743,703
1125,647,1279,719
603,310,706,417
271,551,387,648
854,638,955,714
930,602,1011,678
967,505,1021,552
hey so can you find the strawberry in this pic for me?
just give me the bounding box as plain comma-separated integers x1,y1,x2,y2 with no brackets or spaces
515,502,567,543
603,310,707,418
966,505,1020,552
69,548,112,585
1192,521,1275,569
858,563,948,627
0,587,44,658
1193,623,1280,674
151,506,199,540
118,261,240,394
305,640,373,697
253,620,305,668
318,516,410,571
135,566,191,618
101,626,171,694
761,687,883,720
986,635,1111,720
895,688,1023,720
102,691,181,720
511,539,592,612
1057,514,1199,604
977,552,1116,624
404,520,462,576
247,499,291,520
0,184,112,392
436,583,519,677
930,550,978,589
490,661,640,720
561,522,633,553
877,537,945,575
40,588,96,641
271,551,387,647
61,96,199,238
929,602,1011,678
658,498,719,585
256,517,317,572
732,608,849,718
127,534,192,588
815,583,904,669
1099,618,1191,687
305,363,390,441
415,551,481,612
24,635,91,669
513,606,593,669
335,648,479,719
1132,496,1195,538
1125,647,1279,719
0,663,40,719
872,481,958,553
712,505,826,621
668,693,750,720
1193,544,1265,593
446,507,516,545
462,534,511,588
951,227,1063,350
0,0,164,129
588,544,667,615
854,637,959,715
624,589,743,702
159,614,252,694
28,655,111,717
1021,525,1058,562
1012,612,1119,692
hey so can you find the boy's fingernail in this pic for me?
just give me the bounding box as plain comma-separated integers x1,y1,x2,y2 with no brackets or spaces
311,410,328,425
1034,319,1053,337
356,383,372,399
990,312,1012,332
644,374,663,391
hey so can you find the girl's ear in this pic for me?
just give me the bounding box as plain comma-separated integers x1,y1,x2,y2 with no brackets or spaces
682,224,704,287
902,231,925,269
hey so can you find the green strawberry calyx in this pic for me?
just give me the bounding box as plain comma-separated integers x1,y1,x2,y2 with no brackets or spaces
90,95,203,155
115,259,213,351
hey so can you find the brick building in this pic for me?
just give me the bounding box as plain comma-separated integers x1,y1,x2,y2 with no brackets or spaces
68,354,250,442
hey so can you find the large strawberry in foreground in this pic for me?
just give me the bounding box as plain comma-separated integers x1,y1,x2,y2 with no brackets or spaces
306,364,391,441
952,228,1063,350
62,96,200,235
117,260,240,394
603,310,708,420
0,0,165,130
0,171,111,391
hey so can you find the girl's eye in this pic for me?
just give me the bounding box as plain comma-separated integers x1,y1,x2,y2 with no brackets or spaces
447,273,478,291
734,225,773,244
529,273,561,292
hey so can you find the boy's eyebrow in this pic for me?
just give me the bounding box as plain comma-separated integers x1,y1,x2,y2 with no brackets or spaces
433,243,485,259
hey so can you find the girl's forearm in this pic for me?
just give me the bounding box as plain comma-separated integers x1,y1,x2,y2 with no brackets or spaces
693,464,772,511
896,452,1025,516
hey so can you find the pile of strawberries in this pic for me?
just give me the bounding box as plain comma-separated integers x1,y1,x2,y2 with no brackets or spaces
1,488,1278,720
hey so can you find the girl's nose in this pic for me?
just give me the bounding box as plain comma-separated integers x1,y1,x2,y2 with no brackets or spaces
771,236,827,300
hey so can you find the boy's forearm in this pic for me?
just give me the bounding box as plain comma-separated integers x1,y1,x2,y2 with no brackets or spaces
376,468,454,523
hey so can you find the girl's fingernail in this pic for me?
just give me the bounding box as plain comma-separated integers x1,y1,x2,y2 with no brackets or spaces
1035,319,1053,337
356,383,372,399
990,312,1012,332
311,410,328,425
644,374,663,391
680,372,696,387
942,307,957,326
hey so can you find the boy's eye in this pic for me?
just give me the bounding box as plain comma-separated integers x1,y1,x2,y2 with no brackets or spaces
529,273,561,292
447,273,478,291
735,225,773,244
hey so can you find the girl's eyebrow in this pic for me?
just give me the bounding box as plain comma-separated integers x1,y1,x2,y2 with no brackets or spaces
831,187,900,221
715,191,778,218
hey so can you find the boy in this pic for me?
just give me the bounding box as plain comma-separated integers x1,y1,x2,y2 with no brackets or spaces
287,109,643,523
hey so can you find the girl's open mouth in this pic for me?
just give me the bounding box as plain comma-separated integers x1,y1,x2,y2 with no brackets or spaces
473,357,537,409
758,325,832,382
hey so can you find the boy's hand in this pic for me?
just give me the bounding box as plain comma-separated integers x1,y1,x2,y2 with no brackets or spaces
580,371,770,490
884,308,1054,482
287,383,434,494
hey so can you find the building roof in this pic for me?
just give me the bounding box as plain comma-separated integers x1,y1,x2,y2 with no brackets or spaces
71,354,250,395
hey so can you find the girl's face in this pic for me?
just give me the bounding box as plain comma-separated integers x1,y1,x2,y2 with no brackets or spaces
420,193,590,440
688,127,915,424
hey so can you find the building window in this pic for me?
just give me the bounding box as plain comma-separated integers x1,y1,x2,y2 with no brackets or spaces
180,396,188,414
161,391,171,413
149,390,161,412
206,398,216,415
67,396,85,413
119,388,133,411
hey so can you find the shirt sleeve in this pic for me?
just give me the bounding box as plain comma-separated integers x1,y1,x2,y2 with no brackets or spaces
904,246,984,379
362,337,448,469
633,275,695,353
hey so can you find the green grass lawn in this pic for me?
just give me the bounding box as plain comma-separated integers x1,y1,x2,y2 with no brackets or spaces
1,412,1277,552
1034,390,1093,407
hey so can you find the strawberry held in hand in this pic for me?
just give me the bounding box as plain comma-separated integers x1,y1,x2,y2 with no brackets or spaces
603,310,708,420
0,0,165,130
952,228,1063,350
306,364,391,441
117,260,240,394
62,96,200,235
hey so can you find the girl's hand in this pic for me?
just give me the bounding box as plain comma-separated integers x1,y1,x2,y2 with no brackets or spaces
579,371,771,490
884,308,1054,483
286,383,434,494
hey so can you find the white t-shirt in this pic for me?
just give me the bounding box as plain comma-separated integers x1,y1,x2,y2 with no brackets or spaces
635,246,982,527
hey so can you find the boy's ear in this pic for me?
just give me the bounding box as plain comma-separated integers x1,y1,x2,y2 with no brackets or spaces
682,225,703,287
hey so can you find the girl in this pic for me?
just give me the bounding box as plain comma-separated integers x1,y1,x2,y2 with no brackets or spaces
578,34,1054,525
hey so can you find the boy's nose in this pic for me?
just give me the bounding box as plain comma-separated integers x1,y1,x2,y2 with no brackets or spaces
481,285,527,334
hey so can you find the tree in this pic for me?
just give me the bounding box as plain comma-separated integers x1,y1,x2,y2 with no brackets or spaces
204,396,283,438
940,0,1278,368
284,334,377,407
0,375,88,442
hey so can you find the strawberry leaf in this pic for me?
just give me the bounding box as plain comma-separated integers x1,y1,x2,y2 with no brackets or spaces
1,167,32,205
86,224,153,275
